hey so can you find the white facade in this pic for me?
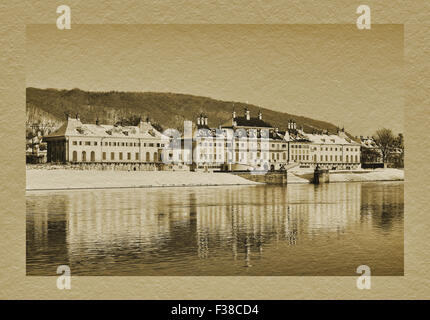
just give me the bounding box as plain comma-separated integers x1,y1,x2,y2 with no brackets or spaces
288,129,361,170
44,116,169,165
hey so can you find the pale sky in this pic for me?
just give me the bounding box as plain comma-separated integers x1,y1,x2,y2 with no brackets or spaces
26,24,404,136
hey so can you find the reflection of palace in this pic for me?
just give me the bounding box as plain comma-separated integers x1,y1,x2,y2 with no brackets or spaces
28,183,403,272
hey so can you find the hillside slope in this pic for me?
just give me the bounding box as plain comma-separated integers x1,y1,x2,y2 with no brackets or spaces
26,87,342,134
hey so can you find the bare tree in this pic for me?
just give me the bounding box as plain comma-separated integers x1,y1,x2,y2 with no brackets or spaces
373,128,395,165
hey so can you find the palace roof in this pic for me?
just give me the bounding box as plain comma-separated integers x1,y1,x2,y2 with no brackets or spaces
44,118,168,140
303,133,359,145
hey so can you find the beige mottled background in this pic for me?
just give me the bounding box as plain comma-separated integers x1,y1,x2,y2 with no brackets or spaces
1,0,430,299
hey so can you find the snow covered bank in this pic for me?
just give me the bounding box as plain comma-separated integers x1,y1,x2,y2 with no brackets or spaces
26,169,261,191
329,168,404,182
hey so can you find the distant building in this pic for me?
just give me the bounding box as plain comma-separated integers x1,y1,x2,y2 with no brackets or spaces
358,136,384,168
43,115,169,167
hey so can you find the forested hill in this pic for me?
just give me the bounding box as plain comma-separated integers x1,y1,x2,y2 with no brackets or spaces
26,87,342,134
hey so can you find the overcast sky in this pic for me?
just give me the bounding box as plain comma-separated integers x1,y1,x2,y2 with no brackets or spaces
26,24,403,136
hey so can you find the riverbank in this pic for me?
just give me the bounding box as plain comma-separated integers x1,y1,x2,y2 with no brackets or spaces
329,168,404,182
26,169,262,191
289,167,404,183
26,167,404,191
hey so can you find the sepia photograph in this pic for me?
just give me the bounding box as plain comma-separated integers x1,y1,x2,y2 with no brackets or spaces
25,24,404,277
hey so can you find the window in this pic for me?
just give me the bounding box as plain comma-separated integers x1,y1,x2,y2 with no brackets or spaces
82,151,87,162
105,142,108,146
154,152,158,162
94,142,98,146
72,151,77,162
72,141,77,145
135,153,139,160
85,141,91,146
127,152,131,160
90,151,95,162
103,152,106,160
119,152,123,160
111,152,115,160
79,141,82,145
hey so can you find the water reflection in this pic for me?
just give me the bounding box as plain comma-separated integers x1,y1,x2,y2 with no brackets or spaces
26,182,403,276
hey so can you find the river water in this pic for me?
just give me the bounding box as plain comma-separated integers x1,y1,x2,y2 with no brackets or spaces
26,182,403,276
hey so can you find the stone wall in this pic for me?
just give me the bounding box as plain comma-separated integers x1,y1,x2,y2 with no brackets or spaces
313,169,330,184
27,162,190,172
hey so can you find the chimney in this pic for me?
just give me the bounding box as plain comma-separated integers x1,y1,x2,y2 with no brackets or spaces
258,110,262,120
245,108,250,120
204,115,208,126
197,116,201,126
231,110,236,125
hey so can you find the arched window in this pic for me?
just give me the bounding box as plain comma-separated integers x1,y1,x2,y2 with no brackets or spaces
72,151,77,162
146,152,150,162
82,151,86,162
153,152,158,163
91,151,95,162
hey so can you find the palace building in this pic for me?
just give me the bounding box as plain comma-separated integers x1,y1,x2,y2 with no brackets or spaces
188,109,289,172
286,124,361,170
44,115,169,169
44,109,361,172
